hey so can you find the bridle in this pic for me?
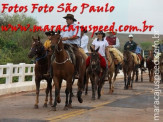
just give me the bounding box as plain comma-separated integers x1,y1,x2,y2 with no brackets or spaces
53,36,71,65
55,37,63,52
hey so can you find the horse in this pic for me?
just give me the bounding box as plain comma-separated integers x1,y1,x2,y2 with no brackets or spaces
135,54,145,82
122,50,136,89
160,53,163,83
50,32,86,111
85,46,106,100
28,36,52,109
146,50,154,82
106,50,118,94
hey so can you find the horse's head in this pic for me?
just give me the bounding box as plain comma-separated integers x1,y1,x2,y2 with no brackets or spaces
28,36,44,58
90,46,100,71
123,50,131,62
50,31,62,52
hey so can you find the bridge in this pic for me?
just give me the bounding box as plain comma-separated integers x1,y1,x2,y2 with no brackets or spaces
0,63,162,122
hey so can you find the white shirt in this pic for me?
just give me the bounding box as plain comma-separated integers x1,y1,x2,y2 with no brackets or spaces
60,23,81,46
92,38,109,56
80,34,89,53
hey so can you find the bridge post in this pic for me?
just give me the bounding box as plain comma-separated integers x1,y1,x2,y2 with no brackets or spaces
6,63,13,84
19,63,25,83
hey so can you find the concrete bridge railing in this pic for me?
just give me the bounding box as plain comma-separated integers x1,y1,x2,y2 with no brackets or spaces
0,63,47,96
0,63,124,96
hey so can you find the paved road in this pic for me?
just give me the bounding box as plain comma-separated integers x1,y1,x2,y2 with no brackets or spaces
0,74,163,122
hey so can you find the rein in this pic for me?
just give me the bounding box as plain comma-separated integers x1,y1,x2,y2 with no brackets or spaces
35,51,48,62
54,38,71,65
55,38,63,52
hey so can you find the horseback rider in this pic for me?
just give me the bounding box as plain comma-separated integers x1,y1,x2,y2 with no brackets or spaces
44,31,55,51
88,31,109,69
124,34,140,67
60,14,87,59
105,31,123,73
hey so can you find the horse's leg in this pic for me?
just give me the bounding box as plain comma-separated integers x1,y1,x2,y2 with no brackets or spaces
68,78,73,108
135,69,138,82
51,77,60,111
124,71,127,90
85,70,89,95
64,85,69,110
49,78,53,105
109,73,113,94
90,75,96,100
127,71,132,89
57,80,62,103
131,70,135,89
149,69,151,82
34,78,41,109
141,68,143,82
77,59,85,103
43,81,49,107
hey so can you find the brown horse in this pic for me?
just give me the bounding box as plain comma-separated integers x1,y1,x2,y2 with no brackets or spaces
122,50,136,89
106,51,118,94
50,32,86,111
146,50,154,82
85,46,106,100
28,36,52,109
160,53,163,83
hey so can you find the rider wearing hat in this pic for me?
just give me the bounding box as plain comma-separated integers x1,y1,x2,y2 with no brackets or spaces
44,31,55,51
105,31,123,73
60,14,87,59
124,34,140,65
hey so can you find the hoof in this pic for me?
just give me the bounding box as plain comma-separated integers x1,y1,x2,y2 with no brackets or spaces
98,96,101,99
51,107,57,111
64,106,69,110
78,98,83,103
57,98,61,103
85,92,88,96
67,104,72,108
43,103,48,108
49,101,52,105
34,105,39,109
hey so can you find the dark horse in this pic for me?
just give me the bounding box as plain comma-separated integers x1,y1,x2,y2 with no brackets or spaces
50,32,86,111
135,54,145,82
85,46,106,100
123,50,136,89
28,36,52,109
146,50,154,82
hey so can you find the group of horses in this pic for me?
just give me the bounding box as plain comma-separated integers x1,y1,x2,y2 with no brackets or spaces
28,32,163,111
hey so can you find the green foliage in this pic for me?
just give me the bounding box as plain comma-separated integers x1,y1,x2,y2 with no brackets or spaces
140,42,153,50
0,13,44,64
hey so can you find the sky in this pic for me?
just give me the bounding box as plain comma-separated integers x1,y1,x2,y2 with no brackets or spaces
0,0,162,35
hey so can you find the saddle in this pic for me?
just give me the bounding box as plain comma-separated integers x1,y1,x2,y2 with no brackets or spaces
109,51,118,65
137,54,143,62
63,43,76,66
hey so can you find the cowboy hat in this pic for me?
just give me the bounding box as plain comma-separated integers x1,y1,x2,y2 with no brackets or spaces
95,31,106,38
128,34,133,38
63,14,77,22
80,26,87,33
45,31,55,36
107,31,117,35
